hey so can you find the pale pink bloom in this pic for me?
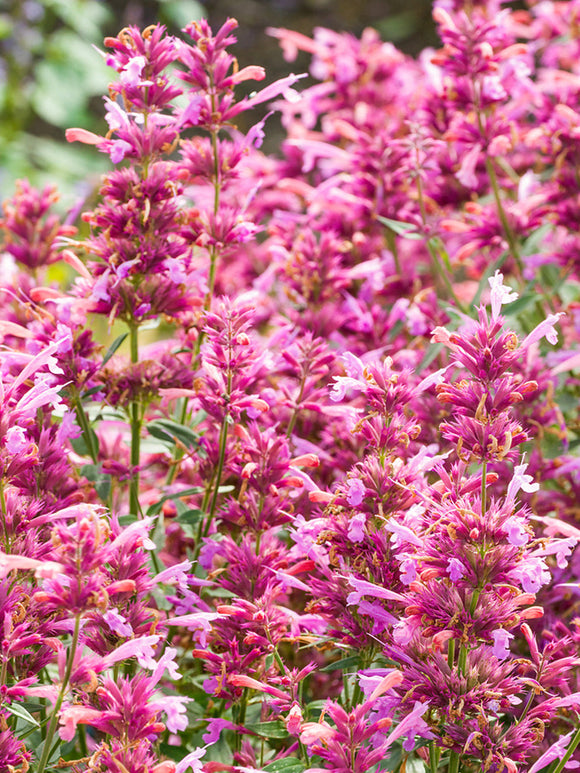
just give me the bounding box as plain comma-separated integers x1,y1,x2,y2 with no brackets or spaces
59,705,104,741
506,458,539,504
285,704,303,735
456,144,482,189
101,634,161,670
522,313,564,348
175,747,207,773
300,720,335,746
528,730,580,773
0,553,62,579
489,270,519,320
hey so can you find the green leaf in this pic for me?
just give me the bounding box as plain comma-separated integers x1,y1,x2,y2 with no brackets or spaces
247,720,288,739
148,419,204,450
502,293,536,317
376,215,424,240
146,486,204,516
6,703,39,727
70,428,98,458
176,508,205,525
80,463,111,501
416,343,443,374
263,759,305,773
321,655,360,672
102,333,129,367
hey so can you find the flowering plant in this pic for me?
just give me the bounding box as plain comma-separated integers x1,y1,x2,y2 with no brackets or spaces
2,3,580,772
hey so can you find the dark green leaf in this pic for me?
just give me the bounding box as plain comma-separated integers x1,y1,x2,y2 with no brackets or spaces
247,720,288,739
148,419,203,450
502,293,536,316
263,759,305,773
6,703,39,727
176,509,205,525
146,487,204,516
321,655,360,672
102,333,129,367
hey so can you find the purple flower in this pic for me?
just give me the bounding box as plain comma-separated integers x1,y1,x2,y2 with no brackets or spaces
203,718,236,744
491,629,514,659
528,731,580,773
504,516,528,547
447,557,466,582
347,512,367,543
175,747,207,773
346,477,365,506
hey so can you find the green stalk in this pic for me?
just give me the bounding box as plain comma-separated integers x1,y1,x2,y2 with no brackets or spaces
481,460,487,515
0,479,9,551
73,392,98,464
416,170,468,314
485,157,524,275
37,614,81,773
202,415,229,538
429,742,441,773
447,636,456,669
129,323,142,517
548,725,580,773
448,750,461,773
204,122,221,311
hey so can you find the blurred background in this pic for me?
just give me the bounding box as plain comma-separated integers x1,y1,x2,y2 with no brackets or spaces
0,0,436,201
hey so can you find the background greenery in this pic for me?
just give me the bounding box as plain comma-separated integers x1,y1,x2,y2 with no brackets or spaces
0,0,435,203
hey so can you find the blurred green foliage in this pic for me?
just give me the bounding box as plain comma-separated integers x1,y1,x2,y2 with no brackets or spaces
0,0,204,202
0,0,433,203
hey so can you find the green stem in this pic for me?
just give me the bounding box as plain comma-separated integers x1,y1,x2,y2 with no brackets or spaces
203,415,229,538
37,614,81,773
165,396,190,486
448,751,461,773
129,324,142,517
0,479,9,551
481,461,487,515
485,157,524,275
447,637,456,669
549,724,580,773
427,239,468,314
430,741,441,773
73,393,98,464
203,125,221,312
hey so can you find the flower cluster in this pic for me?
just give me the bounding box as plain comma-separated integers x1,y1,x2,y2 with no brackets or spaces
2,3,580,772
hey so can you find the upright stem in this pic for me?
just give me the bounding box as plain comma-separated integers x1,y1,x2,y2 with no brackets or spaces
37,614,81,773
481,460,487,515
202,414,229,538
549,725,580,773
485,158,523,276
129,323,142,516
416,171,467,314
0,479,10,551
73,392,98,464
203,116,222,312
448,751,461,773
430,742,441,773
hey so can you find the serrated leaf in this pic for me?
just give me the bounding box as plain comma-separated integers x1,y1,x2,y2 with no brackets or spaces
263,758,305,773
102,332,129,367
247,720,288,739
6,703,39,727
